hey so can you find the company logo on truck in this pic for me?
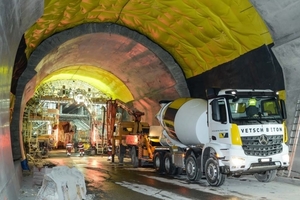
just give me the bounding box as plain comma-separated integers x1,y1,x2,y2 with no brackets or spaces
258,134,268,145
240,126,283,134
219,132,228,138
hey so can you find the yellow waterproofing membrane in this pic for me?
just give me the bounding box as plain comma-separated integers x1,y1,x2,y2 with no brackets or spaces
26,0,272,79
38,66,133,102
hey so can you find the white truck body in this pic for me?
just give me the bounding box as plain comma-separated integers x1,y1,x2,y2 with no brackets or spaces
154,88,289,186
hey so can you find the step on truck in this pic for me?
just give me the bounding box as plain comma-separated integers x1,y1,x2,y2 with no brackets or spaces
153,88,290,186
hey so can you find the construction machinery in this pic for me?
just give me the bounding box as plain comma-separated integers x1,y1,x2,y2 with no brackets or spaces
111,101,160,167
153,88,289,186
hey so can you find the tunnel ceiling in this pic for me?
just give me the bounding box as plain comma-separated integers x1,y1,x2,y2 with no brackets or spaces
23,0,273,91
29,30,180,103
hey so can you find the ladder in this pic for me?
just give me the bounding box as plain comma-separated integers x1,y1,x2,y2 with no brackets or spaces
288,100,300,177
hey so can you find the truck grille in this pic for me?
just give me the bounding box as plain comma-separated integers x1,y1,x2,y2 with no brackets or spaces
241,135,283,157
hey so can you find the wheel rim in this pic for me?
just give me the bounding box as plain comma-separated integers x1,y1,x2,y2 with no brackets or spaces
207,162,217,180
165,157,170,172
187,159,196,177
155,156,160,169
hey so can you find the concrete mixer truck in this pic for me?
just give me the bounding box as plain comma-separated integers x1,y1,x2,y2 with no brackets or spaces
153,88,289,186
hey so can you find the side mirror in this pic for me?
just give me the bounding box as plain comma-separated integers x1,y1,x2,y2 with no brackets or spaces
211,99,220,121
280,99,287,120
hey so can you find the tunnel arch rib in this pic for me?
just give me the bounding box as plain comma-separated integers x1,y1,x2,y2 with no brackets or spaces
28,22,189,98
11,22,189,163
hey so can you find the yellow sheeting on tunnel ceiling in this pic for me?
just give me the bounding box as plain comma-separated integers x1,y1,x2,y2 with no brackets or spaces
26,0,272,79
38,66,133,102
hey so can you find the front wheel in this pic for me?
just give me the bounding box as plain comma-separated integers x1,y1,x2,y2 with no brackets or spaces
185,155,201,181
254,170,277,182
204,158,225,186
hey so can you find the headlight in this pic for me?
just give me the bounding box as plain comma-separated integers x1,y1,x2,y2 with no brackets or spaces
231,157,245,167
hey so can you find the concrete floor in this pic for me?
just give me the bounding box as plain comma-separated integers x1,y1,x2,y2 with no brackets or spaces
18,149,300,200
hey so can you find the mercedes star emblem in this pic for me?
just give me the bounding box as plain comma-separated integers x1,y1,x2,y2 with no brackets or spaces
259,134,268,145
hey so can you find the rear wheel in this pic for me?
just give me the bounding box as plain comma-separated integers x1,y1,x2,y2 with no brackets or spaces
204,158,225,186
154,152,164,173
254,170,277,182
163,153,176,175
185,155,201,181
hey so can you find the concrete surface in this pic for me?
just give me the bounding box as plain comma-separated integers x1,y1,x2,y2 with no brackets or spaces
18,150,300,200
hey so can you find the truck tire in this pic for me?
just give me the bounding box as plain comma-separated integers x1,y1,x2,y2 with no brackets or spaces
154,152,164,173
130,147,138,168
163,153,176,175
204,158,225,186
254,170,277,182
185,155,201,181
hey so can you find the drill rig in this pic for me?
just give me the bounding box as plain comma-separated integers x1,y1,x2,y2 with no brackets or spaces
112,101,160,167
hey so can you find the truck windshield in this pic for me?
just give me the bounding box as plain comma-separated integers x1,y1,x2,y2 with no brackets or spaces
228,96,282,122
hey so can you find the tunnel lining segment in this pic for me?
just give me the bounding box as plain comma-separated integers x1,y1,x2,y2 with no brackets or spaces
28,23,189,97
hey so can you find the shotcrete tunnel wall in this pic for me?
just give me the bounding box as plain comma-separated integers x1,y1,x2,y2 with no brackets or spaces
0,1,43,199
251,0,300,178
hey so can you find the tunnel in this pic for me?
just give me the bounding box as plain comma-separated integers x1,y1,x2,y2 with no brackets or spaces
1,0,300,199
